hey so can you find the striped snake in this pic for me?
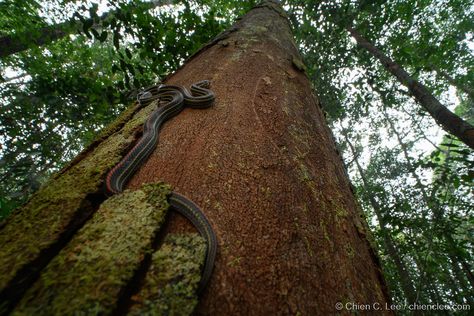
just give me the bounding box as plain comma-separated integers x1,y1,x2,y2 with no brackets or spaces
105,80,217,293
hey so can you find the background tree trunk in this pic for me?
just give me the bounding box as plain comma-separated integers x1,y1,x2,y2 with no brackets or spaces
0,22,74,58
346,26,474,150
0,1,392,314
344,133,418,306
0,0,170,58
382,108,474,303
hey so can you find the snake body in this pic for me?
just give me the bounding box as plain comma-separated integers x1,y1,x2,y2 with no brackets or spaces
105,80,217,292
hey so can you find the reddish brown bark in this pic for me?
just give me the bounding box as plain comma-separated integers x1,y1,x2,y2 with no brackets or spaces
346,26,474,150
127,1,392,314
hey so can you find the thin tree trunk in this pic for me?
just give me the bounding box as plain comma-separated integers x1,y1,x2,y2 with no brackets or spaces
448,255,474,306
344,133,418,306
460,259,474,289
0,0,170,58
0,22,74,58
398,106,446,152
382,108,431,203
346,26,474,149
382,108,474,296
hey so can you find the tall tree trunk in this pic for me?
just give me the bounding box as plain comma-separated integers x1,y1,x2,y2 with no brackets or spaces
460,259,474,290
137,2,391,313
0,1,391,314
382,108,474,297
346,26,474,150
344,133,418,306
448,254,474,306
0,22,74,58
0,0,170,58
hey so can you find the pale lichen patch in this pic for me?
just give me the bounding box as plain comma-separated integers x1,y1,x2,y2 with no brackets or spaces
128,233,206,316
122,101,157,136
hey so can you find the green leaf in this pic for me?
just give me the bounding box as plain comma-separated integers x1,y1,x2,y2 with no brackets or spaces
442,142,459,147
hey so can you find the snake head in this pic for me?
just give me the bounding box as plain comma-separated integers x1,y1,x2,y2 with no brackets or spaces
137,91,153,101
197,80,211,88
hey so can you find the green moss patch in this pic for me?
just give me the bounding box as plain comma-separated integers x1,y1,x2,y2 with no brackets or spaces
12,183,171,316
128,233,206,316
291,56,307,72
0,100,157,295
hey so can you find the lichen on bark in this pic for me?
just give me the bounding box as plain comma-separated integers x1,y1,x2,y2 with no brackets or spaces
12,183,171,315
128,233,207,316
0,98,160,299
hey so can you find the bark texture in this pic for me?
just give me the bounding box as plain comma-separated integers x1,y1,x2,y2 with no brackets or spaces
346,26,474,150
12,183,171,315
0,1,391,314
125,1,391,314
0,97,160,313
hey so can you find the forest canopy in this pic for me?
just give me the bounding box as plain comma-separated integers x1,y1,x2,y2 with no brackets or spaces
0,0,473,310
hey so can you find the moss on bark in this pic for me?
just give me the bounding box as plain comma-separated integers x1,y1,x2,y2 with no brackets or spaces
0,99,159,297
128,233,206,316
12,183,171,315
